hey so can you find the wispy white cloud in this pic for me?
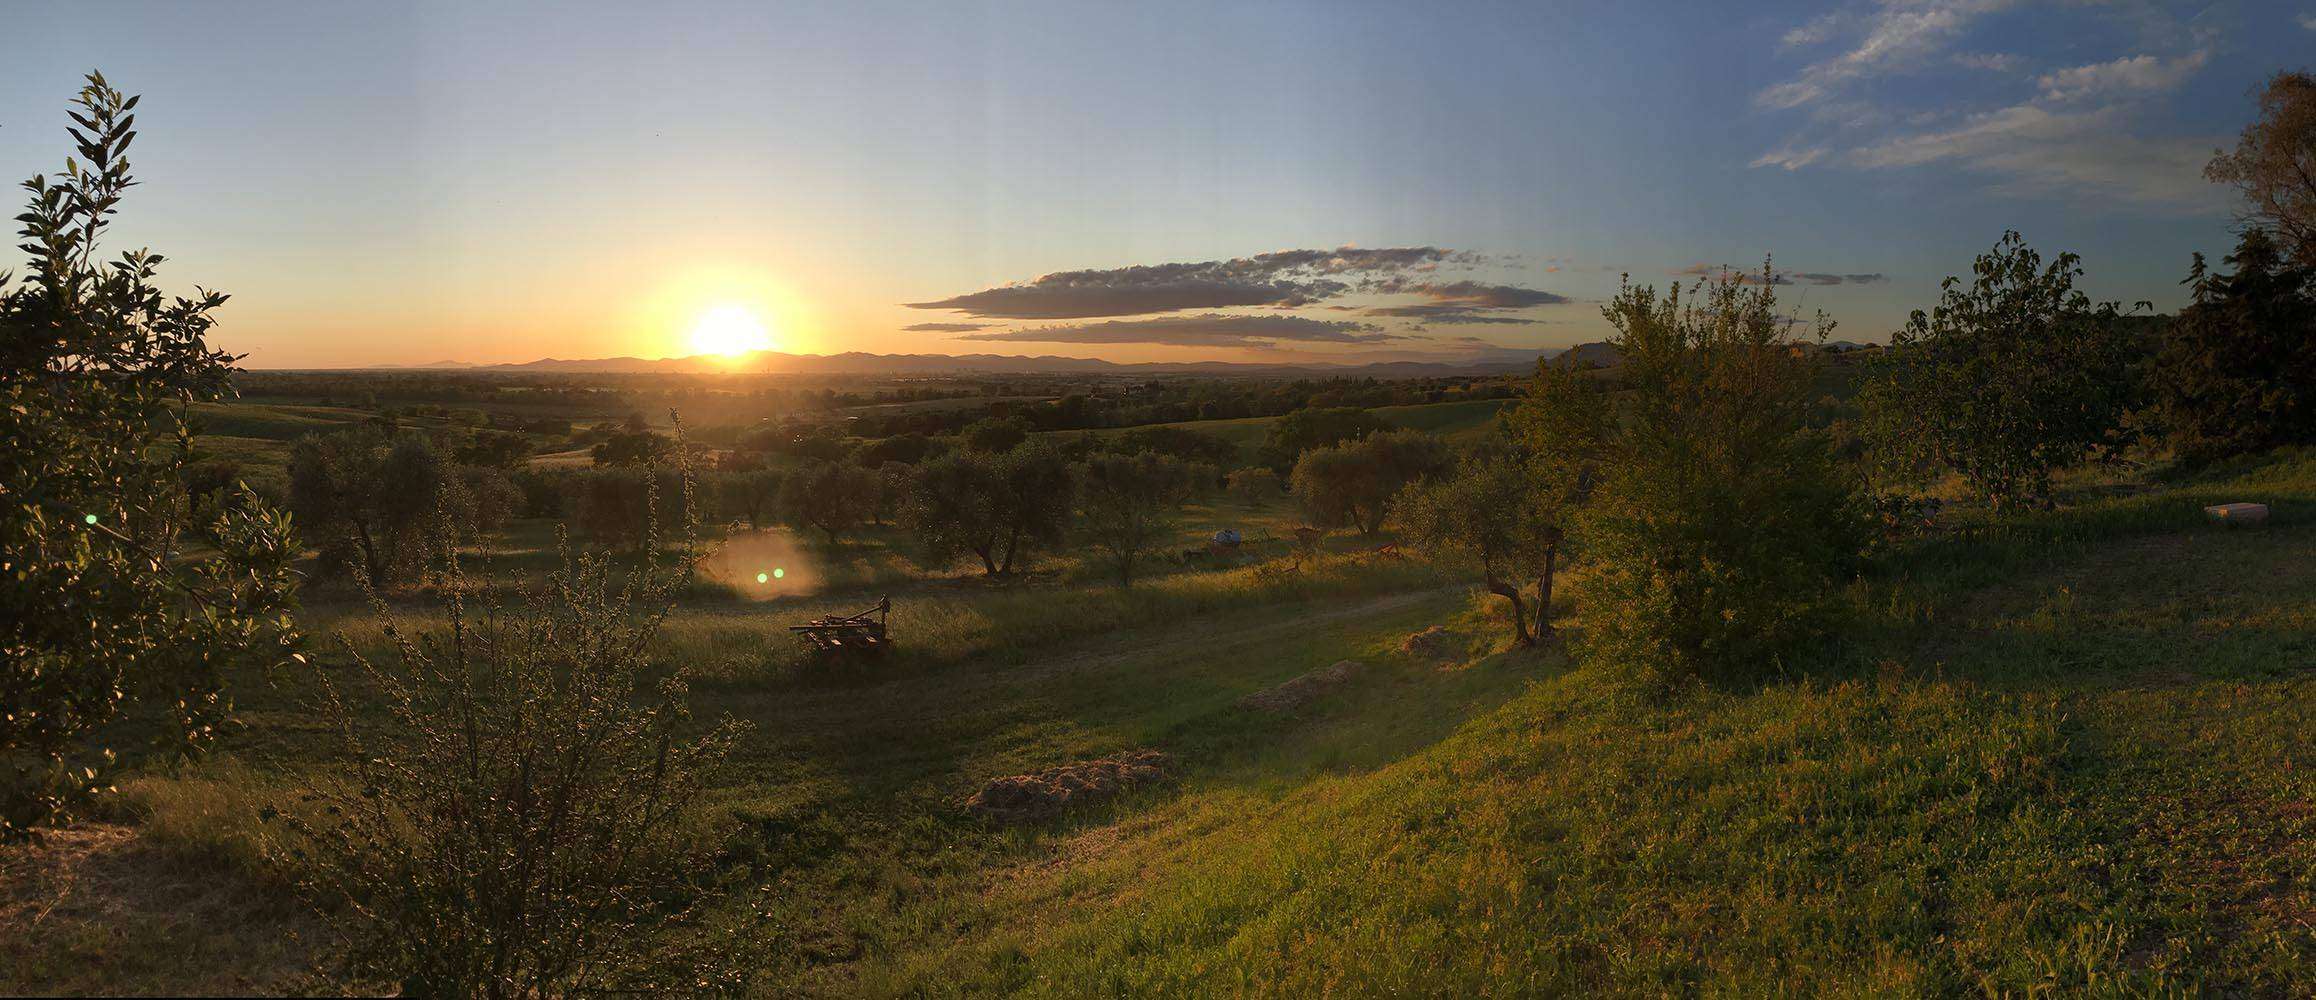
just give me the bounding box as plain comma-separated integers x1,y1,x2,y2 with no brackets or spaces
2037,50,2209,102
1756,0,2015,110
1849,102,2222,208
2298,12,2316,31
1752,3,2226,210
1751,145,1830,170
1781,11,1850,50
1952,51,2023,72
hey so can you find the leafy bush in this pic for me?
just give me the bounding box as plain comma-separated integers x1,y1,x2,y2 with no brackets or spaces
1859,232,2144,510
1577,268,1865,683
0,74,302,837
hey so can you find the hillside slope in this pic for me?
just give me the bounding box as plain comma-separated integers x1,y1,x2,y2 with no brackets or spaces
869,453,2316,995
7,452,2309,995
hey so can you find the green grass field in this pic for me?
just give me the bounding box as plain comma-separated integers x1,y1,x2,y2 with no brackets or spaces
184,401,380,441
7,436,2312,994
1068,397,1512,465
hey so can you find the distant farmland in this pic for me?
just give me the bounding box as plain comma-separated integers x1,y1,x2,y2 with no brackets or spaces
1070,397,1512,464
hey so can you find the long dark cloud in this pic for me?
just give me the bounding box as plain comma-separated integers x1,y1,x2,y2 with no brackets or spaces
1360,279,1570,325
1673,264,1889,286
1378,279,1571,307
907,246,1477,319
955,314,1403,348
901,322,996,332
1363,304,1538,324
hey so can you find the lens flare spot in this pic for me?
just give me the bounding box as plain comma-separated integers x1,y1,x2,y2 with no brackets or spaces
84,513,98,525
755,572,769,584
773,568,785,579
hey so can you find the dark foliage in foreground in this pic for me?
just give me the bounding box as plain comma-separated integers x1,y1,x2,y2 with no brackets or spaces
2153,228,2316,465
0,73,300,840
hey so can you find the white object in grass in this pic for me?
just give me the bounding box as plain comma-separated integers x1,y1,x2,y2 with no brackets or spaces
2203,502,2269,524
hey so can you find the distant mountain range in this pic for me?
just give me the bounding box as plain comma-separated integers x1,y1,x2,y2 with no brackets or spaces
331,346,1608,377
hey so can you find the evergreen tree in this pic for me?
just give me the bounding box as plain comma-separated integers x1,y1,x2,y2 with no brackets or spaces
2152,229,2316,464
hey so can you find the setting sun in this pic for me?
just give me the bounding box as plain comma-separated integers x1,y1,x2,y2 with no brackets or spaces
688,304,773,358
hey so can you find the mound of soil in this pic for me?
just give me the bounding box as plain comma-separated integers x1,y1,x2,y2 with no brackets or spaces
1400,625,1464,663
1237,659,1364,714
965,750,1175,824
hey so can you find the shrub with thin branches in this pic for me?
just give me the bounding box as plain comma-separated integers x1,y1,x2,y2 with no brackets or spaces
273,460,747,996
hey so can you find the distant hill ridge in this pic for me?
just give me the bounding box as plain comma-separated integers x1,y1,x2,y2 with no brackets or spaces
291,345,1623,377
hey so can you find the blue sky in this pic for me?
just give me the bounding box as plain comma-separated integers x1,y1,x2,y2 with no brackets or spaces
2,1,2307,366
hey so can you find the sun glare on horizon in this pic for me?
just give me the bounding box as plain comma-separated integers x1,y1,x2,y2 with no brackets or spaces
688,304,774,359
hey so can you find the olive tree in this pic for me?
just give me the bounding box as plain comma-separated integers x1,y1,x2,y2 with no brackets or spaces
1259,405,1388,470
1289,428,1450,535
1226,467,1281,502
1075,452,1197,586
716,466,783,529
959,414,1032,453
779,461,879,543
0,73,301,838
290,431,481,585
1398,361,1605,647
903,441,1073,576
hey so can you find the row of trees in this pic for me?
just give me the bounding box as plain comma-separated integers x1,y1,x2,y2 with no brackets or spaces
1399,205,2314,663
1862,223,2316,508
